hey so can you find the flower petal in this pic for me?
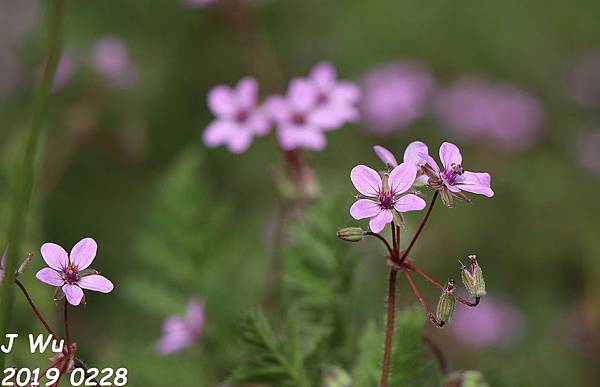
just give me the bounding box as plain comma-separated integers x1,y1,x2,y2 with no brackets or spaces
235,77,258,109
62,284,84,306
388,163,417,195
40,243,68,271
419,152,440,173
70,238,97,270
185,298,205,329
225,130,253,154
332,81,361,103
78,274,114,293
403,141,429,167
350,199,381,220
394,194,427,212
350,165,382,196
288,78,318,111
36,268,64,287
457,171,494,197
373,145,398,167
207,85,235,117
310,61,336,89
369,209,393,233
439,142,462,170
202,120,235,148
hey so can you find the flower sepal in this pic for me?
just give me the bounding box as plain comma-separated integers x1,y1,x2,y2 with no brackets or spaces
436,280,456,324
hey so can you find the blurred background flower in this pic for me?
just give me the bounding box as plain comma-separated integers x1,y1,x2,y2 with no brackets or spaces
359,61,435,135
91,37,137,88
576,128,600,174
565,52,600,109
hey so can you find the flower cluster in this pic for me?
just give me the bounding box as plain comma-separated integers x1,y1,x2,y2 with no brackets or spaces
203,61,360,153
350,141,494,233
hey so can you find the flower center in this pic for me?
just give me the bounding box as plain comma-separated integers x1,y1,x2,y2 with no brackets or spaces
443,163,464,185
235,109,250,124
64,263,79,284
378,193,395,209
291,111,306,126
316,92,329,105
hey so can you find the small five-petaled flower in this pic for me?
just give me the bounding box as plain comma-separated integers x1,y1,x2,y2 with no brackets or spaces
36,237,114,306
156,297,204,355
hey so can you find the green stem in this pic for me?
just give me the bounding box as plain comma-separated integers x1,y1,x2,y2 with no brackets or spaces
0,0,67,368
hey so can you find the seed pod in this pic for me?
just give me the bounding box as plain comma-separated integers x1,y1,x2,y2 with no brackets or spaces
336,227,365,242
436,280,456,323
460,255,486,297
322,367,352,387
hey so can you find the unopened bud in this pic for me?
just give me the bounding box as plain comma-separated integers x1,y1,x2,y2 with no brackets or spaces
336,227,365,242
443,370,490,387
322,367,352,387
436,280,456,324
460,255,486,297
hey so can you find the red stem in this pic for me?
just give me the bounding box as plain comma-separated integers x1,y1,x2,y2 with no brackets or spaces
379,268,397,387
398,190,439,263
402,268,445,327
15,279,57,338
407,264,480,307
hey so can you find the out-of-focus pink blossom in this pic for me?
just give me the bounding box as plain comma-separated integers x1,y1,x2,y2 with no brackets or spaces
0,251,6,285
576,128,600,174
203,77,270,153
36,238,114,306
349,163,425,233
565,52,600,109
156,298,204,355
181,0,218,7
359,61,435,135
308,61,361,130
51,53,76,92
452,298,524,349
435,77,543,151
266,78,329,151
91,37,136,88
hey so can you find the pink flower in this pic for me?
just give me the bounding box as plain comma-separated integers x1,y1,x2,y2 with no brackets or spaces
266,78,328,151
203,77,270,153
156,298,204,355
576,128,600,174
452,298,524,349
359,61,435,134
435,77,543,152
35,238,114,306
91,37,136,88
420,142,494,207
308,61,360,129
374,141,430,185
349,163,426,233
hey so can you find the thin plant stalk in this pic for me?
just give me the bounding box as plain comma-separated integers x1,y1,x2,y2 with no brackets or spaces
380,268,398,387
0,0,67,368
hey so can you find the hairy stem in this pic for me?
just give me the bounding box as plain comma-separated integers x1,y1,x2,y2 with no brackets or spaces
380,268,398,387
399,190,439,263
402,268,445,328
407,264,480,307
0,0,67,368
63,300,71,347
15,279,57,339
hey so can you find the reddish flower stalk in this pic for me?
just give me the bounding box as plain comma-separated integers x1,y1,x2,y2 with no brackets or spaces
380,268,398,387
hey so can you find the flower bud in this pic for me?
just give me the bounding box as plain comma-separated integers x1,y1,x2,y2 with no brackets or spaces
336,227,365,242
443,370,490,387
460,255,486,297
436,280,456,324
322,367,352,387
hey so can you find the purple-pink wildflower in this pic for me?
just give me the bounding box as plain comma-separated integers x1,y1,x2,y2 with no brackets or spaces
576,128,600,174
349,163,426,233
203,77,270,153
0,251,6,284
266,78,328,151
435,77,543,152
50,52,76,92
307,61,360,130
420,142,494,207
156,298,204,355
374,141,430,185
452,298,523,349
36,238,113,306
359,61,435,134
91,37,136,88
